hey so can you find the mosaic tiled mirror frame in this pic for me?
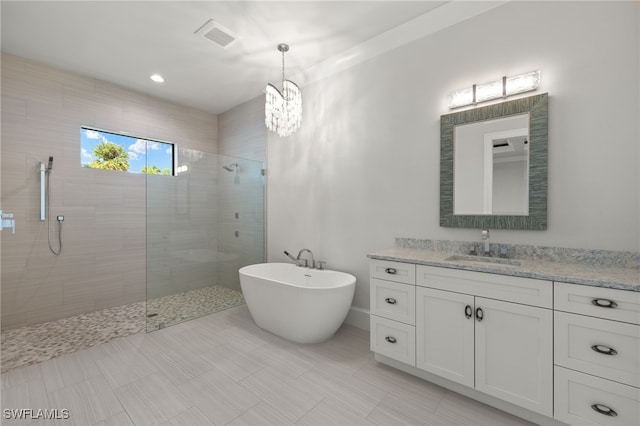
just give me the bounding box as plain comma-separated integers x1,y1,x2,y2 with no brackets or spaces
440,93,548,230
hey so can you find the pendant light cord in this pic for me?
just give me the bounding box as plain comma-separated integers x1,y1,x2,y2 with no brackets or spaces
281,48,285,87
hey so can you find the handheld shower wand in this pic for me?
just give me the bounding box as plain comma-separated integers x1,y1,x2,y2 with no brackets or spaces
40,156,53,219
40,156,62,255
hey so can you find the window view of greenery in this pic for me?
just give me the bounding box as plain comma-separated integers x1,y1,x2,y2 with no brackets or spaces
81,127,174,175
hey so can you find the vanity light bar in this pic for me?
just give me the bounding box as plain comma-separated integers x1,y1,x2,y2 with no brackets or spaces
448,70,540,109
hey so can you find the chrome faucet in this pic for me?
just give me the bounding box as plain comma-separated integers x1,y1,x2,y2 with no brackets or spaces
481,229,491,256
296,248,315,268
284,248,326,269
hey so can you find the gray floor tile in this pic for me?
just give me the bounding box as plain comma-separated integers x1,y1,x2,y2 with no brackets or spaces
113,372,191,425
2,305,539,426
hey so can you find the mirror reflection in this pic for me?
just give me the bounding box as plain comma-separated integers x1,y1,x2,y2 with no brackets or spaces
454,114,529,215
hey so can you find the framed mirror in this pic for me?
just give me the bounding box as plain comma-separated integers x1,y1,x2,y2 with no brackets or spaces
440,93,548,230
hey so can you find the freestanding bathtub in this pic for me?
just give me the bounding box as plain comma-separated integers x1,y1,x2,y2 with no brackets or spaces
239,263,356,344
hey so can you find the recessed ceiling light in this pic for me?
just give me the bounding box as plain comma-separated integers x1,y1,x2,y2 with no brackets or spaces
150,74,164,83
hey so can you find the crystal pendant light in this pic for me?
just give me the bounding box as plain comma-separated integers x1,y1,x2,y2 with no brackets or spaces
265,44,302,137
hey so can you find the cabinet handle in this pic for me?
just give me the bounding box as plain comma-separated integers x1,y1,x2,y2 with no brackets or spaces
591,298,618,309
385,336,397,344
385,267,397,275
464,305,473,319
385,297,397,305
591,344,618,356
475,307,484,322
591,404,618,417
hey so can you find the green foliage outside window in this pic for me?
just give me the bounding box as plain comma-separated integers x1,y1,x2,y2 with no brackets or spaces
89,141,130,171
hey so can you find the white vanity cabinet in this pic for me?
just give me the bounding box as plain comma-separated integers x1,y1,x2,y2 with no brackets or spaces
368,249,639,425
415,265,553,417
553,282,640,426
369,259,416,365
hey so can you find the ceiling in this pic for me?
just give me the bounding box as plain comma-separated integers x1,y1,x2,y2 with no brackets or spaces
1,1,496,115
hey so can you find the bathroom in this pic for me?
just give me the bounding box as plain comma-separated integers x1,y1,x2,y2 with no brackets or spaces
1,1,638,425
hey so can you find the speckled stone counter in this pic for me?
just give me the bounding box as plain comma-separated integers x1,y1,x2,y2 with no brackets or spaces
368,238,639,292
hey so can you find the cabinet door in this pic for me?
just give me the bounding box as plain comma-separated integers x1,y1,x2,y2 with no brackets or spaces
555,311,640,388
555,366,640,426
555,282,640,325
416,287,475,387
370,260,416,285
475,298,553,416
370,278,416,325
370,315,416,365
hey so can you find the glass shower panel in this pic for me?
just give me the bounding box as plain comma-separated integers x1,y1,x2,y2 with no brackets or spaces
145,148,264,331
217,155,265,293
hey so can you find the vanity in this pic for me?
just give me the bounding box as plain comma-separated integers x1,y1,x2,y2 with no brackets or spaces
373,86,640,424
368,240,640,426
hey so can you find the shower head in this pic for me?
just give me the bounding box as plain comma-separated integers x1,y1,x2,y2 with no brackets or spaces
223,163,238,172
47,156,53,172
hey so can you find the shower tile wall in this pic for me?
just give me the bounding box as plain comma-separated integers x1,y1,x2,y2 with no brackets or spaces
0,52,218,330
217,97,267,289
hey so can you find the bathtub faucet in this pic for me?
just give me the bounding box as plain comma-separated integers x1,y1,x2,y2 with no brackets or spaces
296,248,315,268
284,249,312,268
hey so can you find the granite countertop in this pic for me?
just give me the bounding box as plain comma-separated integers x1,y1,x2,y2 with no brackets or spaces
368,243,640,292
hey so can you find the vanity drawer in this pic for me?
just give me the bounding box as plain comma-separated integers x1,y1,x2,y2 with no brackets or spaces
554,366,640,426
555,282,640,325
370,260,416,285
416,265,552,308
370,315,415,365
370,278,415,325
555,311,640,388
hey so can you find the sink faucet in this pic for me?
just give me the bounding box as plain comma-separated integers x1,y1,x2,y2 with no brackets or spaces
481,229,490,256
297,248,315,268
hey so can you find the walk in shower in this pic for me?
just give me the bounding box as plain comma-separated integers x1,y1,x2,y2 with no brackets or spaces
0,147,264,372
145,149,265,331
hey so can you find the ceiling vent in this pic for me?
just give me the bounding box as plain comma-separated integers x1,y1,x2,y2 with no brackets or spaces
492,138,514,154
195,19,239,49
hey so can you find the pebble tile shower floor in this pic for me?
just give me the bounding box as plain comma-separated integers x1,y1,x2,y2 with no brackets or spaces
1,286,244,373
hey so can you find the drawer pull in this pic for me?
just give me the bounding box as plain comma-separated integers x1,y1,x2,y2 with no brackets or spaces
385,267,397,275
475,307,484,322
464,305,473,319
591,344,618,356
591,404,618,417
385,297,397,305
385,336,397,344
591,298,618,309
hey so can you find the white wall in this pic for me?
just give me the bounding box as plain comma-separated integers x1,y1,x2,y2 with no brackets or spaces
263,1,639,311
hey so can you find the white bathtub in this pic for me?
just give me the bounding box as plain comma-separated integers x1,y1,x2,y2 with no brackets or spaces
239,263,356,344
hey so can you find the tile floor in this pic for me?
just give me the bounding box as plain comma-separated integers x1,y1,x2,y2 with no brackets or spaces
1,305,535,425
1,286,245,373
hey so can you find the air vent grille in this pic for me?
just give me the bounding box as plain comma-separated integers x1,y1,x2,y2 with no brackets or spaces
195,19,239,49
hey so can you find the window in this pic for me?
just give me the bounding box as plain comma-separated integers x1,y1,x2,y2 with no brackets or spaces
81,127,174,175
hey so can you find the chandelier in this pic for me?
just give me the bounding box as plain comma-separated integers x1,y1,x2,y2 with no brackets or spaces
265,43,302,137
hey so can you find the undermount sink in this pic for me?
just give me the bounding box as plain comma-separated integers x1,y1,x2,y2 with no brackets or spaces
445,254,522,268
